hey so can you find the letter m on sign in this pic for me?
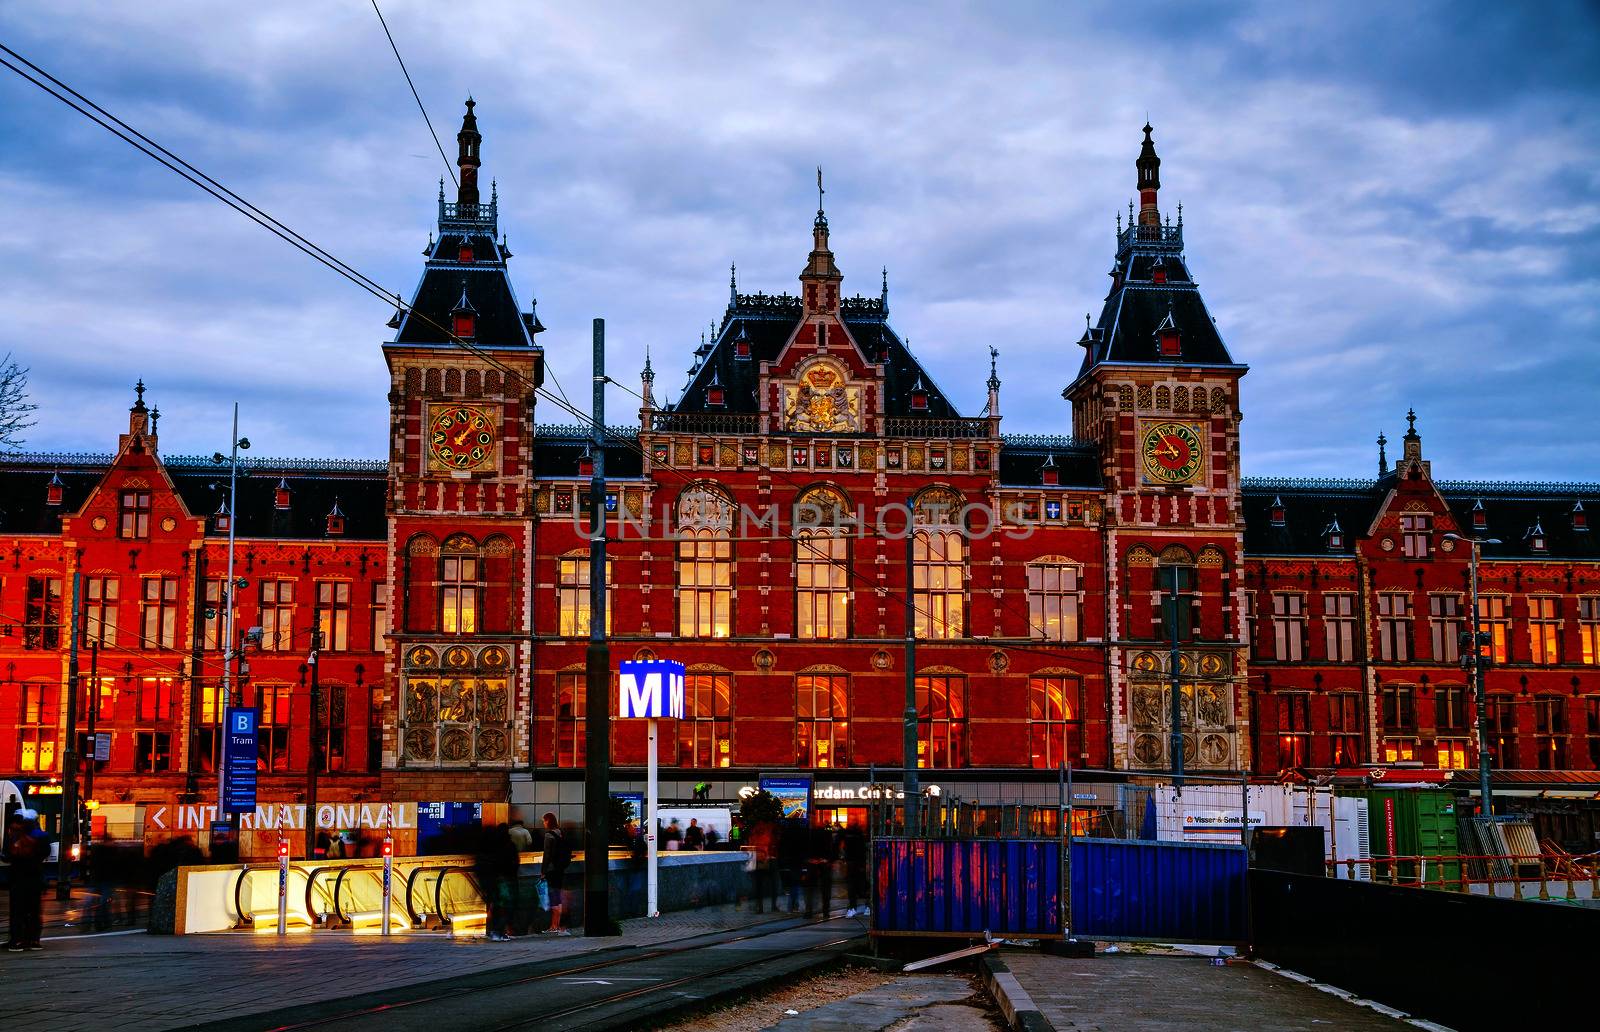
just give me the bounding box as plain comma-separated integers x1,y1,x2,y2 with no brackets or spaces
618,660,686,719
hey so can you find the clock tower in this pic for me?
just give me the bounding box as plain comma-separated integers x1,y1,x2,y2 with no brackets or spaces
1064,124,1252,773
380,100,545,802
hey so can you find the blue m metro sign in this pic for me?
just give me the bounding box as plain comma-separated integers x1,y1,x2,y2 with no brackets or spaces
618,660,686,719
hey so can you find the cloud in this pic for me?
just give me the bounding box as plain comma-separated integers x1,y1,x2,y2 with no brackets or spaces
0,0,1597,483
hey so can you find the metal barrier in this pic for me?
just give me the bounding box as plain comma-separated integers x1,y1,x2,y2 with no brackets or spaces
231,864,316,932
1330,852,1600,901
871,837,1063,938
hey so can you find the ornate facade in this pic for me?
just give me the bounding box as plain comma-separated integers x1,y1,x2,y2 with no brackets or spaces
2,107,1597,854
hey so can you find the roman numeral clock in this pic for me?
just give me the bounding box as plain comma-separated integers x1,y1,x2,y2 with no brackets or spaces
1141,421,1204,485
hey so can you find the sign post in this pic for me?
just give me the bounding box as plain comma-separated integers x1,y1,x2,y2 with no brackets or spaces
222,708,259,815
381,833,393,937
276,833,289,938
619,659,685,919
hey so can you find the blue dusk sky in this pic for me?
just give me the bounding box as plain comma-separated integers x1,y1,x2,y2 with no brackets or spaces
1,1,1597,481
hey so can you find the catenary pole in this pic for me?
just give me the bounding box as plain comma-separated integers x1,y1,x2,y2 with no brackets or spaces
1469,540,1494,817
1168,564,1185,789
58,569,83,899
584,318,614,935
902,530,919,834
219,403,240,836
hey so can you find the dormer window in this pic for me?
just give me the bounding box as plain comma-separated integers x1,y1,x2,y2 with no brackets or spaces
1270,496,1286,527
46,472,64,507
274,478,291,511
1527,519,1547,553
1154,307,1181,358
1574,502,1588,532
910,377,929,412
1324,519,1344,551
213,500,231,534
1471,499,1487,532
578,447,594,478
1042,453,1060,487
458,238,475,263
325,500,346,537
1151,257,1168,285
706,371,725,407
451,287,477,340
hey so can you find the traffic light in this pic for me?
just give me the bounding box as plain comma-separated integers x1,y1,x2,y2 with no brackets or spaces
1476,631,1495,667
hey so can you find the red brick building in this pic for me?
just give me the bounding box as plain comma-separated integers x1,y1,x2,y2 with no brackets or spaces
2,107,1596,853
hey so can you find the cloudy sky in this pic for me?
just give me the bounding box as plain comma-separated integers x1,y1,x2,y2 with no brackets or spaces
2,1,1597,480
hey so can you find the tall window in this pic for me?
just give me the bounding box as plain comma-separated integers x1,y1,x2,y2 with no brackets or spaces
85,576,119,647
677,530,733,638
1027,676,1080,769
1528,597,1561,665
23,575,62,650
1435,686,1470,770
1485,697,1517,768
257,683,292,772
915,675,967,768
19,685,57,773
317,685,346,772
134,731,171,773
1276,694,1311,768
1323,593,1355,661
1400,513,1432,558
196,680,220,773
679,674,732,767
1581,598,1600,665
914,530,965,639
797,674,849,768
1380,684,1417,762
555,672,586,768
119,489,151,540
137,675,174,721
202,578,225,651
1535,696,1568,770
1586,698,1600,768
1377,592,1412,662
1240,591,1256,654
1158,565,1197,642
1027,563,1081,642
558,558,612,636
370,583,389,652
1271,593,1305,661
141,576,179,650
1478,596,1510,664
1329,693,1364,766
441,547,481,634
796,531,849,639
316,581,350,651
1429,595,1463,663
260,580,295,651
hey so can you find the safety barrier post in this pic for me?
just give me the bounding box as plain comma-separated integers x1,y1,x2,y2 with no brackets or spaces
277,834,289,937
1537,858,1550,901
382,835,393,936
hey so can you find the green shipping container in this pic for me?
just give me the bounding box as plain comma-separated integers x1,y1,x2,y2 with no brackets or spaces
1353,788,1460,888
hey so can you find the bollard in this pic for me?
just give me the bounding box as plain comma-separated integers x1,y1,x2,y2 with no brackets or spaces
277,834,289,937
382,835,393,936
1538,861,1549,901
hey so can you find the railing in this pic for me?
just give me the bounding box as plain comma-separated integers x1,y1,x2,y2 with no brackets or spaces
647,411,761,435
1328,852,1600,901
0,451,388,473
884,417,994,439
1118,222,1184,251
1001,433,1094,451
439,199,498,227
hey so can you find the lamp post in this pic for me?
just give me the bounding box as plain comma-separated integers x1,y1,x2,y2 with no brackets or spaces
1443,532,1501,819
211,407,249,833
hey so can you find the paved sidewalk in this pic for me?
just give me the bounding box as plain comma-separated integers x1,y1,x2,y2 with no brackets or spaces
0,902,784,1032
999,949,1421,1031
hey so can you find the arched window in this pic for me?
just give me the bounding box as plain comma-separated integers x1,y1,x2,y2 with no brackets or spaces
915,674,967,768
1028,676,1081,769
911,487,965,640
797,673,849,767
678,673,732,767
440,534,481,635
1156,546,1196,642
676,485,733,638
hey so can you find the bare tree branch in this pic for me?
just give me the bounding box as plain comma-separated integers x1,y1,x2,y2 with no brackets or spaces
0,352,39,451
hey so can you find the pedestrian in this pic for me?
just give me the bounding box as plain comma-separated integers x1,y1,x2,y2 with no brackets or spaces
805,822,836,917
539,812,572,936
746,820,778,913
89,833,122,931
508,817,534,853
495,823,523,937
474,825,509,941
778,819,808,913
705,825,721,850
662,819,682,850
684,818,705,851
841,823,869,917
4,809,48,951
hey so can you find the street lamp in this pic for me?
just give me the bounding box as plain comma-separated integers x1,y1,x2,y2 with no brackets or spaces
212,407,249,832
1443,532,1502,819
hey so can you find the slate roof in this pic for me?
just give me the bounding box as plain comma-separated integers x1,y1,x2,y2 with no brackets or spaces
668,292,960,420
531,429,647,479
998,442,1102,489
392,210,539,348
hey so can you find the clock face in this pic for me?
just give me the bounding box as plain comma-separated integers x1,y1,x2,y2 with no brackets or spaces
1141,422,1204,484
430,405,497,470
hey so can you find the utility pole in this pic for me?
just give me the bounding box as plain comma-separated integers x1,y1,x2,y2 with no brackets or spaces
305,614,322,859
584,317,614,936
1446,532,1500,820
903,530,920,834
217,403,247,837
1167,564,1185,789
84,642,100,805
58,569,83,899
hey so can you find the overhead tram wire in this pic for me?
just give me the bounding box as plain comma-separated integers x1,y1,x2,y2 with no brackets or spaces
0,46,1134,667
369,0,457,191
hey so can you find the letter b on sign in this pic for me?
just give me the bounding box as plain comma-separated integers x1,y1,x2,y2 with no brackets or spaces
619,660,686,719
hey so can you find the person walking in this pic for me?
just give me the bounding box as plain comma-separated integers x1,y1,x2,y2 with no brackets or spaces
746,820,778,913
474,825,510,941
538,813,572,936
805,822,837,917
778,819,808,913
683,818,705,851
841,823,869,917
4,810,49,951
508,817,534,853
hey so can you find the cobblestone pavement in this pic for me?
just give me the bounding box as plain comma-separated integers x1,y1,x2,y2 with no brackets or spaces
1003,950,1421,1031
0,900,786,1032
766,974,997,1031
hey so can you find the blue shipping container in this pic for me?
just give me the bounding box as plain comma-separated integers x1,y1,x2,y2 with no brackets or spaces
872,838,1062,937
1069,837,1247,944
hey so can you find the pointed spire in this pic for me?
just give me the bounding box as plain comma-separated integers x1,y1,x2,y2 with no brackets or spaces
881,266,889,314
150,404,160,435
456,98,482,209
131,379,147,414
730,262,738,306
800,167,843,313
1377,432,1389,476
1136,122,1162,230
987,346,1000,392
1405,407,1418,439
387,293,404,330
1400,407,1426,469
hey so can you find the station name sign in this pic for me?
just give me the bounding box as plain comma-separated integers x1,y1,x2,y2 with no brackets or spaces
619,660,685,719
146,801,417,833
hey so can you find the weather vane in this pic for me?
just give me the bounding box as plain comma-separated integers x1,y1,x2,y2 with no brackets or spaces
817,166,824,211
